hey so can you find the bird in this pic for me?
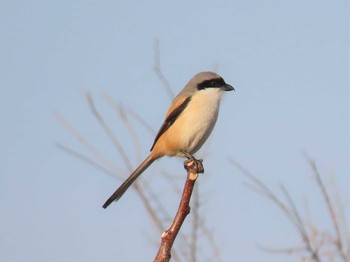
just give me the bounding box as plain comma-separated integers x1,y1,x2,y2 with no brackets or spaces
102,71,234,208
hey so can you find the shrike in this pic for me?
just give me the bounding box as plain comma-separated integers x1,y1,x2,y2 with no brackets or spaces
103,71,234,208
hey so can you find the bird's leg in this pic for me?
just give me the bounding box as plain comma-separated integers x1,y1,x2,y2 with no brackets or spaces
183,151,204,174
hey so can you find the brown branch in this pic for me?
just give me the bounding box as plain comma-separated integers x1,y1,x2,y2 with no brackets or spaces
154,159,203,262
304,153,349,261
228,157,321,261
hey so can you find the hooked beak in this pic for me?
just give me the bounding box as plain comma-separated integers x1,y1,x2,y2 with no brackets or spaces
222,84,235,91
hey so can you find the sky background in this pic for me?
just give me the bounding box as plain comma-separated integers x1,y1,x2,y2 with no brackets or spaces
0,1,349,261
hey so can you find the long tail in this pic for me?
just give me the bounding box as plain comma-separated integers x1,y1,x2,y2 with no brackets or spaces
102,154,156,209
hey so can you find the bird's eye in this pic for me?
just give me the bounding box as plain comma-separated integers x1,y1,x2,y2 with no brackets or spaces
211,81,218,86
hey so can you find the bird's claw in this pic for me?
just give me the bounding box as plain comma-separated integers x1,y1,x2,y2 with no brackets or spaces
183,152,204,174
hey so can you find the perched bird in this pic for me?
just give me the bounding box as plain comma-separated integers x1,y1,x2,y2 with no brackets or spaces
103,71,234,208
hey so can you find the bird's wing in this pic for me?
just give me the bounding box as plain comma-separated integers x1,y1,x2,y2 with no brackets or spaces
150,96,191,151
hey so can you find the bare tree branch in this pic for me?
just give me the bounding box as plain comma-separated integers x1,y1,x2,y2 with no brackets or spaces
256,243,306,254
153,38,174,99
228,158,303,232
55,143,122,179
198,220,223,262
304,153,349,261
85,92,134,172
127,106,157,135
154,160,202,262
101,91,143,162
53,112,119,172
279,184,320,261
228,157,321,261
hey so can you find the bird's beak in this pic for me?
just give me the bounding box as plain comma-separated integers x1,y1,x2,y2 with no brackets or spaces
222,84,235,91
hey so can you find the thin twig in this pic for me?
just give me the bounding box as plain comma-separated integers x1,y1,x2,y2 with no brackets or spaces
256,243,306,254
153,38,174,99
304,153,348,261
101,91,143,162
127,107,157,135
228,157,322,261
55,143,122,179
228,158,301,229
280,184,320,261
85,92,133,172
54,112,118,172
198,221,223,262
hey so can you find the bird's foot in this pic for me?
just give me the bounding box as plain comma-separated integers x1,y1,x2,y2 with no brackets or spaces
183,152,204,174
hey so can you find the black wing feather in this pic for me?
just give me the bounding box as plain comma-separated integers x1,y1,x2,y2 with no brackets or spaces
150,96,191,151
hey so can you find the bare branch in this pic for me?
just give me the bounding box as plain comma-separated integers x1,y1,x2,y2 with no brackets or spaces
304,153,348,261
279,184,320,261
154,159,202,262
256,243,306,255
53,112,118,172
127,106,157,135
55,143,122,179
228,157,321,261
228,158,302,230
101,92,143,162
154,38,174,99
85,92,134,172
198,221,223,262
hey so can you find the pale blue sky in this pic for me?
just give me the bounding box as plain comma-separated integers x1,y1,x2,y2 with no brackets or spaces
0,1,348,261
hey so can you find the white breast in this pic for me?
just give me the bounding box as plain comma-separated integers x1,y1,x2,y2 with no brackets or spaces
175,88,223,155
